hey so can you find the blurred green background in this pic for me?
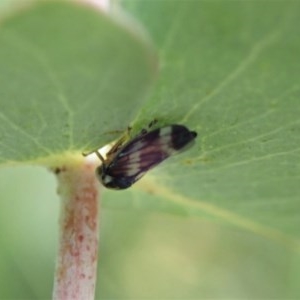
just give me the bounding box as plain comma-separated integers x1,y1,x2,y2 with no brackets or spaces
0,167,299,299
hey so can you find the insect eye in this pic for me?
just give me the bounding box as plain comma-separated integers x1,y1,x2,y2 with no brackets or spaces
95,166,103,180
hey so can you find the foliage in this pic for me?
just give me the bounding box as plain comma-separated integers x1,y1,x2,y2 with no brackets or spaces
0,0,300,298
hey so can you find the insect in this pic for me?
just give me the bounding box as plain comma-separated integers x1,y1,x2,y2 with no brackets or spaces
93,121,197,190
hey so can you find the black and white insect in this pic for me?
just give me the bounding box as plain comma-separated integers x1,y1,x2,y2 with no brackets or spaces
93,121,197,190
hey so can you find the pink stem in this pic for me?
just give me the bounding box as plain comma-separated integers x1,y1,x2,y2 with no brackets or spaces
52,160,100,300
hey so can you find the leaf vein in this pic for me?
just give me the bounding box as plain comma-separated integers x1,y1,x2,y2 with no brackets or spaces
181,30,281,122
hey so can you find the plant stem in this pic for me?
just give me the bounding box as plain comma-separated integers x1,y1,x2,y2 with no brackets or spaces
52,159,100,300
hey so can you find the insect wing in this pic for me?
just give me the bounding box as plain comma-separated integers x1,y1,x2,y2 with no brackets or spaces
107,125,197,181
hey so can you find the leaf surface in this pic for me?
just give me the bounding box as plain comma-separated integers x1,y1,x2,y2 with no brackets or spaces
0,0,157,163
1,0,300,242
104,0,300,242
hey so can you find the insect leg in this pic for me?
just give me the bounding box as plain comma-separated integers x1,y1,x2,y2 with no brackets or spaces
94,150,106,164
148,119,158,129
139,128,148,135
136,119,158,137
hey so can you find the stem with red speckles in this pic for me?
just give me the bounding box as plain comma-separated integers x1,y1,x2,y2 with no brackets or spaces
52,160,100,300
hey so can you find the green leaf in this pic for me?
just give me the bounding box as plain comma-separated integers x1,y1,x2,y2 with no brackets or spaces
2,1,300,298
102,0,300,243
0,0,157,164
1,0,299,242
